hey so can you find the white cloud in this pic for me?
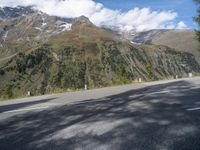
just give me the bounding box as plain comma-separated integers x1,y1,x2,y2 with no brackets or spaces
176,21,187,29
0,0,187,32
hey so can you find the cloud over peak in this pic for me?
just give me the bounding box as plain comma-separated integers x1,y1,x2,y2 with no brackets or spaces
0,0,187,31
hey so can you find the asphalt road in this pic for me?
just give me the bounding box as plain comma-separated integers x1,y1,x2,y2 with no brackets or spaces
0,77,200,150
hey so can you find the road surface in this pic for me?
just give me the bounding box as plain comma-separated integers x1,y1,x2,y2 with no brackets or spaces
0,77,200,150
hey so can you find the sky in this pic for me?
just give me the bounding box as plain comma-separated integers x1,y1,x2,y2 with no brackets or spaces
95,0,198,29
0,0,198,31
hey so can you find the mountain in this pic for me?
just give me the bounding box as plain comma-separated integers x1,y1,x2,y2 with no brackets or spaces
129,29,200,63
0,6,35,19
0,6,73,60
0,6,200,98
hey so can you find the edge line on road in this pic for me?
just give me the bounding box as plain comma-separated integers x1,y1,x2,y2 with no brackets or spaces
2,106,49,114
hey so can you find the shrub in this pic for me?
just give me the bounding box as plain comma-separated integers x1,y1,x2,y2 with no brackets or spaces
3,84,13,99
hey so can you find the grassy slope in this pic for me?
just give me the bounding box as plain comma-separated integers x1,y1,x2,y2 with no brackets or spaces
152,30,199,52
147,29,200,63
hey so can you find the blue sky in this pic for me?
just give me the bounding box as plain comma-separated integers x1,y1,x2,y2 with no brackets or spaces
1,0,198,31
95,0,198,29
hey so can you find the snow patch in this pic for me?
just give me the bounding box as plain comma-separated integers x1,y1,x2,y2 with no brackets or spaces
42,22,47,26
38,11,43,15
35,27,42,31
131,41,142,45
42,17,47,26
60,23,72,31
3,31,8,41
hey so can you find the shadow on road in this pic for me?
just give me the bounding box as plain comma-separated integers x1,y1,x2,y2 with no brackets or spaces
0,81,200,150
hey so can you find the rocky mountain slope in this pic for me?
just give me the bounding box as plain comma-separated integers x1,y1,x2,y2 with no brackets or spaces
0,6,200,98
0,6,35,19
127,29,200,63
0,6,72,59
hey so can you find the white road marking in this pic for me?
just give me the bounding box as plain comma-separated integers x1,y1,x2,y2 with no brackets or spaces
2,106,49,114
187,107,200,111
